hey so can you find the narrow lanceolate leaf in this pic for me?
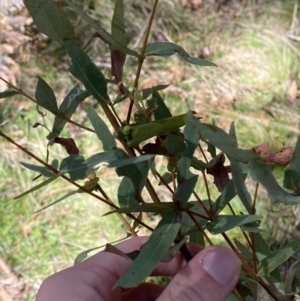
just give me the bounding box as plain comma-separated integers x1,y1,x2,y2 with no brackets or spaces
65,0,139,58
116,161,149,190
250,160,300,205
35,77,59,115
34,190,76,213
174,171,198,206
64,40,109,104
257,238,300,276
20,162,55,177
231,160,252,213
229,123,252,213
141,84,170,100
118,177,139,207
0,89,19,98
181,200,210,235
110,0,127,93
85,149,128,169
150,90,172,120
51,86,90,138
59,155,89,182
213,180,236,215
84,105,116,151
206,215,261,235
14,173,63,200
115,210,181,288
111,0,126,46
117,160,149,207
23,0,75,45
175,112,199,206
284,136,300,190
145,42,216,67
195,120,258,163
109,154,154,168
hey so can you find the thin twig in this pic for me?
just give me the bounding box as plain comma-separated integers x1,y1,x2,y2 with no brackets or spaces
126,0,159,123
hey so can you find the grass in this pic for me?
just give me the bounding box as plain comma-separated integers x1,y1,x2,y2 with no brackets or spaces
1,0,300,299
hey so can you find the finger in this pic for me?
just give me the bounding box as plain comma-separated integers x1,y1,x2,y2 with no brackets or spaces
122,283,164,301
156,245,241,301
107,236,204,276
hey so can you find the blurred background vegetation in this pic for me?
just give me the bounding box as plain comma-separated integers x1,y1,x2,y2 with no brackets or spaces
1,0,300,299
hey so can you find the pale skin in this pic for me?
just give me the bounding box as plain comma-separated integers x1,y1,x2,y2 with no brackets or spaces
36,236,241,301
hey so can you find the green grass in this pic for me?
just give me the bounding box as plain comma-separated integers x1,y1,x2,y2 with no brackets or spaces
1,0,300,298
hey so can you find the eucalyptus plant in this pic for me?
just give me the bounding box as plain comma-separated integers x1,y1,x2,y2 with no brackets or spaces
1,0,300,300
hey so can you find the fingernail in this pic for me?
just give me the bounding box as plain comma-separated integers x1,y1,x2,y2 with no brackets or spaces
200,246,241,286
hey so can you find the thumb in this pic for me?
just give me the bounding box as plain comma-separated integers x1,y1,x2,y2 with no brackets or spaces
157,245,241,301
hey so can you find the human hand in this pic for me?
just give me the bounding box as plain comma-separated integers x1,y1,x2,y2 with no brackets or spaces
35,236,241,301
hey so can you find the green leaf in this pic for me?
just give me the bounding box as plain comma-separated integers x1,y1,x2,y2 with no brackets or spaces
109,154,154,168
35,77,59,115
189,231,205,247
117,161,149,207
65,0,139,58
175,112,199,206
284,136,300,190
234,239,252,261
111,0,126,46
229,123,252,213
0,89,19,98
64,40,109,104
84,105,116,151
191,157,216,171
104,203,176,216
20,162,55,177
206,215,261,235
59,155,89,182
181,200,210,235
14,173,63,200
213,180,236,215
145,42,216,66
114,210,181,288
148,90,172,120
51,86,90,138
85,149,127,169
180,55,217,67
231,161,252,213
195,119,258,163
174,171,198,206
117,177,140,207
250,160,300,205
141,84,170,100
164,133,186,155
116,161,149,190
34,190,76,213
257,238,300,276
23,0,75,45
120,113,187,147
